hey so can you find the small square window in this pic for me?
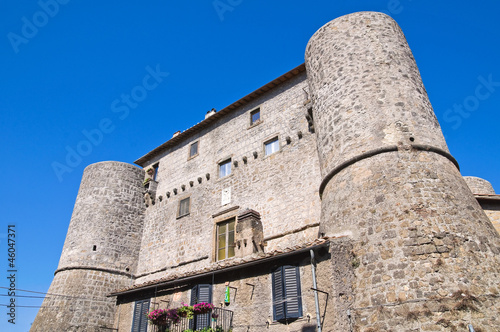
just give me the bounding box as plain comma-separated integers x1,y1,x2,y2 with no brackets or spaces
189,141,199,158
217,218,235,261
178,197,190,217
250,108,260,126
265,137,279,156
219,159,231,178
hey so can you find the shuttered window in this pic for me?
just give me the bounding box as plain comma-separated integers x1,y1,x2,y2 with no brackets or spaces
190,284,213,330
272,265,302,321
131,299,150,332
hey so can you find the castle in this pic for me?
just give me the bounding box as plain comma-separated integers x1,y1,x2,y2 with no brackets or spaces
31,12,500,332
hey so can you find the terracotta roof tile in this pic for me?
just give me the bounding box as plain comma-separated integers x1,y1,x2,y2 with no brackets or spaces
110,236,332,296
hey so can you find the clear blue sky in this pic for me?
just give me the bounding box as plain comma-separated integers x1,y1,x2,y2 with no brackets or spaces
1,1,499,331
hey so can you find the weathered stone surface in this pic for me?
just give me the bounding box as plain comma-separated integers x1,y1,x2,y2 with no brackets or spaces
306,11,500,332
32,11,500,332
31,162,145,332
464,176,496,194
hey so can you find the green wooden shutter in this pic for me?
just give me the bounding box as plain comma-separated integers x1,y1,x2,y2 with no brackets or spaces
272,266,302,321
283,265,302,319
131,299,150,332
190,284,212,330
272,267,286,321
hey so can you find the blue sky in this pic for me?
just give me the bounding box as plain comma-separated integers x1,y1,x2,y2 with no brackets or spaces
0,1,499,331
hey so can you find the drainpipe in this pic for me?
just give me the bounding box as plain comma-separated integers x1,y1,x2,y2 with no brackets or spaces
310,249,322,332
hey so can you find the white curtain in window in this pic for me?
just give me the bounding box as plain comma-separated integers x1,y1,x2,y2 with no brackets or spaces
265,139,279,156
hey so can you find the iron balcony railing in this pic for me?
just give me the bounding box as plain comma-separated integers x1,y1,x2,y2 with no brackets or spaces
151,307,233,332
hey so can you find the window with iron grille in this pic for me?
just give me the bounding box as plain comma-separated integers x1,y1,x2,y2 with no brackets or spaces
272,265,302,321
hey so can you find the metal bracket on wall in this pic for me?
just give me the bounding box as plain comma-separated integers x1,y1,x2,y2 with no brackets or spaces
245,282,255,300
310,287,329,330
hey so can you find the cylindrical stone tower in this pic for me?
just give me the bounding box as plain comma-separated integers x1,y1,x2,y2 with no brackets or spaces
464,176,496,195
31,161,146,332
306,12,500,331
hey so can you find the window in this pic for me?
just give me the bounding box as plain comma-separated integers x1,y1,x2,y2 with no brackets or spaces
131,299,150,332
265,137,279,156
217,218,235,260
190,284,212,330
152,163,159,181
178,197,190,217
272,265,302,321
219,159,231,178
189,141,199,159
250,108,260,126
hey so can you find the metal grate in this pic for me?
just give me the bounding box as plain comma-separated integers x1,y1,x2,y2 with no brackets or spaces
151,307,233,332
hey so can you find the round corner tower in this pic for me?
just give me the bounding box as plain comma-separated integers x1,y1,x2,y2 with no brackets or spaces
31,161,146,332
463,176,496,195
305,12,500,331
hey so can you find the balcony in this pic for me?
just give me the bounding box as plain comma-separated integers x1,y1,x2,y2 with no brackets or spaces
151,307,233,332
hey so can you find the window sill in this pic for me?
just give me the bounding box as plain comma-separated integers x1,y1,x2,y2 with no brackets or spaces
215,255,236,263
248,119,263,129
176,213,190,220
216,172,234,183
263,149,282,160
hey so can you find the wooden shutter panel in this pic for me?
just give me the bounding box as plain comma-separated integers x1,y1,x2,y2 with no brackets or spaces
190,284,212,330
197,284,212,303
132,299,150,332
190,285,198,305
140,300,149,332
283,265,302,319
272,267,286,321
131,301,142,332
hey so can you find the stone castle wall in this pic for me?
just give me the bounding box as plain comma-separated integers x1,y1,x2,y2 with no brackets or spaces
31,269,132,332
31,161,146,331
58,161,146,273
306,12,500,331
464,176,496,195
482,204,500,234
134,72,322,284
32,11,500,332
117,250,335,332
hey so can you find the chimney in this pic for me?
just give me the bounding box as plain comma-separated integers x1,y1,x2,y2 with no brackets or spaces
205,108,217,119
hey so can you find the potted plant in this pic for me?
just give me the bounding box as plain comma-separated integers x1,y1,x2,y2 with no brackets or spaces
147,309,168,326
147,308,180,327
176,304,194,319
193,302,214,315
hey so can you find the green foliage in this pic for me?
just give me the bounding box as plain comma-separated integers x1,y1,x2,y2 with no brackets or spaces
181,326,226,332
177,305,194,320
